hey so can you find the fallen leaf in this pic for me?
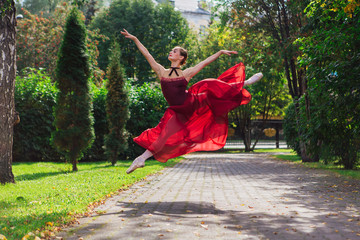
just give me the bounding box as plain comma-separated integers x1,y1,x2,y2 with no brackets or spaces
200,224,208,230
238,231,242,234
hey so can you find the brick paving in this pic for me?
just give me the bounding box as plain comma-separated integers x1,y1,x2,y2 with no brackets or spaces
56,153,360,240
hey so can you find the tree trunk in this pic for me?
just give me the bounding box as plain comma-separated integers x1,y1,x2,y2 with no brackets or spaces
0,0,16,184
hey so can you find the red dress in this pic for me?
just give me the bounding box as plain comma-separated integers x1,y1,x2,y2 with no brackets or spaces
134,63,251,162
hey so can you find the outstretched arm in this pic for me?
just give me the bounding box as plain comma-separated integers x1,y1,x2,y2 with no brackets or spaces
121,29,164,78
183,50,238,81
244,73,263,86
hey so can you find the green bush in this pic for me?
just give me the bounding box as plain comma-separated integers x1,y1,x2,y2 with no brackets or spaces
13,68,60,162
124,80,168,159
14,71,168,162
283,101,301,156
83,84,108,161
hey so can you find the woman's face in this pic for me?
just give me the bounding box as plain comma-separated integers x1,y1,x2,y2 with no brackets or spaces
168,47,184,63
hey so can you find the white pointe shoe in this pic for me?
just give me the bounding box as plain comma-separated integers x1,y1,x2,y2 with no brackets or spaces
126,157,145,174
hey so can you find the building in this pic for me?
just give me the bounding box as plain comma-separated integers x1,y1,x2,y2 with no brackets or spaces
154,0,212,34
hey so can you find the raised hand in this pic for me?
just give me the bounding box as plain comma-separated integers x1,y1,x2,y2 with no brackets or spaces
120,29,136,40
220,50,238,56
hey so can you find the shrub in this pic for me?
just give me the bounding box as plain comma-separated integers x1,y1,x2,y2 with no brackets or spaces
124,80,168,159
283,101,301,156
13,68,60,162
83,83,108,161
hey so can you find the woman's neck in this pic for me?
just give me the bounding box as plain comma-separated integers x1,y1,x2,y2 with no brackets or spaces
170,61,181,68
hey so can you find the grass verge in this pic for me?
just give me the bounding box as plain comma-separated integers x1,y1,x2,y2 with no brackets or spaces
0,159,180,240
274,153,360,180
221,148,293,154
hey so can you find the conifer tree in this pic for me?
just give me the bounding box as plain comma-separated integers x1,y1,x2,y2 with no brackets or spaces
105,41,129,166
52,7,94,171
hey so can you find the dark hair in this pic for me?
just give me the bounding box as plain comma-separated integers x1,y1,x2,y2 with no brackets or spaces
175,46,188,65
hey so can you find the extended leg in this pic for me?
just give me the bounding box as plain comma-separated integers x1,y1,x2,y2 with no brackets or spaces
244,73,263,86
126,150,153,174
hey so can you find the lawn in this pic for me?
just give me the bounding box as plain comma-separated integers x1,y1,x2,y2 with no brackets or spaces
0,159,180,240
274,153,360,180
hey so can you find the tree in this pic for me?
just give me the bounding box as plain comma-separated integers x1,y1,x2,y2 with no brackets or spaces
223,0,313,160
52,7,94,171
295,0,360,169
196,22,291,151
0,0,17,184
16,4,107,82
90,0,191,82
105,42,129,165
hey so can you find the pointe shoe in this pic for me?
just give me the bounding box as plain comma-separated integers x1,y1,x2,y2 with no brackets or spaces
126,157,145,174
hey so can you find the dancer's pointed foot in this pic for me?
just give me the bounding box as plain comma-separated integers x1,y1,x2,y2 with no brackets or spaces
126,157,145,174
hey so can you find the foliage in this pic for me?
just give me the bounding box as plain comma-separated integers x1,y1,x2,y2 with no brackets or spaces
13,69,61,162
16,4,107,83
0,0,14,19
0,159,180,240
295,0,360,169
83,83,108,162
90,0,192,82
13,74,168,163
20,0,107,16
283,102,302,156
125,80,168,159
105,42,130,165
196,21,291,150
52,7,94,171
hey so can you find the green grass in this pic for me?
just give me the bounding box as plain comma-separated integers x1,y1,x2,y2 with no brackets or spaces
274,154,360,180
0,159,180,240
222,148,293,154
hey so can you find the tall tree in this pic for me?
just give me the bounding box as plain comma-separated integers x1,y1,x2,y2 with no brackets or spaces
0,0,17,184
296,0,360,169
90,0,191,82
52,7,94,171
105,42,129,165
223,0,313,161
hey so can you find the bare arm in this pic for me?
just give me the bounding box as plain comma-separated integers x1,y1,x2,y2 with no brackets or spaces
121,29,164,77
183,50,238,81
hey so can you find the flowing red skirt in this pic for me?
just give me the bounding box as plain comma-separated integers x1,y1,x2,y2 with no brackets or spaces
134,63,251,162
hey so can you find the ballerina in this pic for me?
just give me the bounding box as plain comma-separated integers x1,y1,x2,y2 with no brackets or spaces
120,29,263,174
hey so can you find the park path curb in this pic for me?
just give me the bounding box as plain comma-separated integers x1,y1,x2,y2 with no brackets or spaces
56,152,360,240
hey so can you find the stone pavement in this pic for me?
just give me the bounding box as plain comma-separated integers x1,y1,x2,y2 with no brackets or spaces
56,153,360,240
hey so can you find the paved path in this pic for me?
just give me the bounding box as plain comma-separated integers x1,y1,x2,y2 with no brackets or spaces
57,153,360,240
